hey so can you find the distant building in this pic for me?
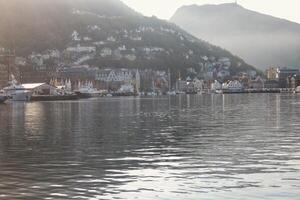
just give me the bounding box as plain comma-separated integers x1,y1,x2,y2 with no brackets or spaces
249,76,264,89
277,68,299,88
264,80,279,89
95,69,139,92
20,83,57,95
176,80,187,92
266,67,278,80
100,48,112,57
67,45,96,53
222,80,244,92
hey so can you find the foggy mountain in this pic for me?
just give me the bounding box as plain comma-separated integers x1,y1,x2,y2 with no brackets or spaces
171,3,300,69
0,0,255,76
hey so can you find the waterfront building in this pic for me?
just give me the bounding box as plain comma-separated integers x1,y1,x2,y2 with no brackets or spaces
20,83,57,95
176,80,187,92
193,78,204,91
95,68,140,92
266,67,278,80
211,80,222,91
249,76,265,89
222,80,244,92
264,80,279,89
277,68,299,88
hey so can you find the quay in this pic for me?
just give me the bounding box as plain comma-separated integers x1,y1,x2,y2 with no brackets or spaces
223,88,295,94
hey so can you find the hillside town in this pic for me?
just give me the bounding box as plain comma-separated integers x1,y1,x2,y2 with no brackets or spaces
0,20,300,101
1,43,300,102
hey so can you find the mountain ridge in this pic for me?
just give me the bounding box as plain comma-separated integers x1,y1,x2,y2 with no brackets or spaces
0,0,256,81
171,3,300,69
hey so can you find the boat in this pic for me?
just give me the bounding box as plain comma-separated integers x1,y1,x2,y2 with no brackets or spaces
75,88,102,98
167,91,176,95
3,75,32,101
11,90,32,101
0,91,7,103
4,85,32,101
186,91,197,95
215,89,223,94
74,81,102,98
113,84,136,96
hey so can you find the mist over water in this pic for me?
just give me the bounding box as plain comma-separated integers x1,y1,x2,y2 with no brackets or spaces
0,94,299,199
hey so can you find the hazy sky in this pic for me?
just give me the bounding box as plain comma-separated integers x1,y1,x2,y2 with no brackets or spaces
121,0,300,23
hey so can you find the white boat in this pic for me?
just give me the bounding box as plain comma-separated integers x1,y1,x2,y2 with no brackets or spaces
4,86,32,101
75,81,102,98
3,76,32,101
167,91,177,95
215,89,223,94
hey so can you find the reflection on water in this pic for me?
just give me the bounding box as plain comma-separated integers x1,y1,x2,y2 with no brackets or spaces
0,94,299,199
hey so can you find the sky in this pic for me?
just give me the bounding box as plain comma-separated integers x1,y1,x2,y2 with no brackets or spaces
121,0,300,23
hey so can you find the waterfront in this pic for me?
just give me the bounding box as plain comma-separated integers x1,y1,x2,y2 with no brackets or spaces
0,94,299,199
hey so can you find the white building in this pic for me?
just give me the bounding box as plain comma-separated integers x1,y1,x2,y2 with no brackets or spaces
67,45,96,53
71,30,81,41
222,80,244,92
100,48,112,57
124,54,136,61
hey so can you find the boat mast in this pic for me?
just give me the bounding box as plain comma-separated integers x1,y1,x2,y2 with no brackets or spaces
168,68,171,92
0,49,15,85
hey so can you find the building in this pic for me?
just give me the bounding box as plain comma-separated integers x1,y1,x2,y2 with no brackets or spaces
277,68,299,88
176,80,187,92
20,83,57,95
264,80,279,89
266,67,278,80
95,69,139,92
66,45,96,53
249,76,265,89
100,48,112,57
222,80,244,92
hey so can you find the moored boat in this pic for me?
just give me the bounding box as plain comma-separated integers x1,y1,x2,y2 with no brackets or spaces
4,86,32,101
0,93,7,103
74,81,102,98
3,75,32,101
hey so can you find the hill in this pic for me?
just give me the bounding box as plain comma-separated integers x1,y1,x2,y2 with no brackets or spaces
171,3,300,69
0,0,256,81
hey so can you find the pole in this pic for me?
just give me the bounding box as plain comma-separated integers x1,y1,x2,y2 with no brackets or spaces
7,50,10,83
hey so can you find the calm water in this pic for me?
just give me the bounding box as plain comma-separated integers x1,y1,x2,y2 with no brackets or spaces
0,94,299,200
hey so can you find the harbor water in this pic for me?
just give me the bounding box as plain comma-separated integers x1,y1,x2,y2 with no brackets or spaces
0,94,299,199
